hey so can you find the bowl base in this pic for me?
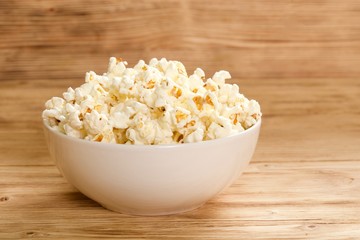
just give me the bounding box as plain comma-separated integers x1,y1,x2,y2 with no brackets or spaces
100,202,205,216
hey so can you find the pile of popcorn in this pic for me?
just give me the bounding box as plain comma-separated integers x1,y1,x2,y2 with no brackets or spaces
42,57,261,145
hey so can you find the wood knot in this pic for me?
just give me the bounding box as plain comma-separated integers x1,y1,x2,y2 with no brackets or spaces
307,225,317,229
26,231,36,237
0,196,9,202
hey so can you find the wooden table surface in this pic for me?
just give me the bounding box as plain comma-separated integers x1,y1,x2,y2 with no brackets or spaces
1,1,360,239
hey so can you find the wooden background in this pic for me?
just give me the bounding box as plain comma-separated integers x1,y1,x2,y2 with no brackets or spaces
1,0,360,239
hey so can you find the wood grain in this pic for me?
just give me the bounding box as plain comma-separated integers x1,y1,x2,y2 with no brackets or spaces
1,0,360,239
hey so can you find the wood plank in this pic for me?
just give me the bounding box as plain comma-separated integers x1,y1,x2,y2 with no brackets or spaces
1,163,360,239
1,0,360,79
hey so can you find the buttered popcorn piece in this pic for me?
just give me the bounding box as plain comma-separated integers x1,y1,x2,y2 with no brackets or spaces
42,57,262,144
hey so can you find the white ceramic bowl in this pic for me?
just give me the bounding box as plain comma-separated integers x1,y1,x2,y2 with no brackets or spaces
43,119,261,216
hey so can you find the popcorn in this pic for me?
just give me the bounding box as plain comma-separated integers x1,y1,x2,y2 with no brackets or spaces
63,87,75,102
42,57,261,144
212,70,231,86
184,128,204,143
83,110,110,136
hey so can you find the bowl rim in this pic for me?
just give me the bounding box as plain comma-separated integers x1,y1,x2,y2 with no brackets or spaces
43,117,261,150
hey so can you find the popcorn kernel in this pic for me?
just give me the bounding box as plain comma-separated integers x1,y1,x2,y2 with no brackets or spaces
205,95,214,106
173,131,184,142
185,120,196,128
229,114,238,124
145,79,156,89
175,110,188,123
170,86,182,98
192,96,203,111
204,83,217,92
94,134,103,142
